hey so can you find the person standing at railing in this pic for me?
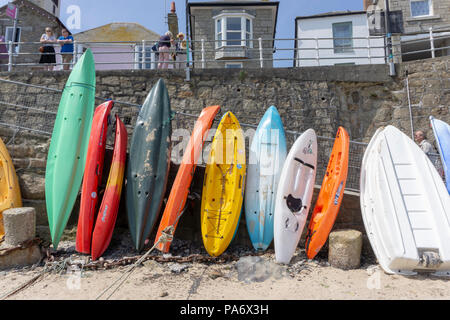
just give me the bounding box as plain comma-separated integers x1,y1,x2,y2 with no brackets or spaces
158,31,174,69
57,28,74,71
415,130,445,178
175,33,187,69
39,27,57,71
0,35,7,72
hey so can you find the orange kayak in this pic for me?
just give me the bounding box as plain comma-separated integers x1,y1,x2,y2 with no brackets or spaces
305,127,350,260
154,105,221,252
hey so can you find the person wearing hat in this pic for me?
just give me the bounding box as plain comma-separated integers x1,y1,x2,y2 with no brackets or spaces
175,32,188,69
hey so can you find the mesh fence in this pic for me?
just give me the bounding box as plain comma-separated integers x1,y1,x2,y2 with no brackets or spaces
0,77,445,192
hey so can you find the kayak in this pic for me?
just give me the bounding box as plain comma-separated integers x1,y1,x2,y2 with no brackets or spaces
274,129,317,264
305,127,350,260
126,79,172,251
245,106,287,251
45,49,96,249
154,105,221,253
91,115,128,260
201,112,246,257
0,137,22,239
76,100,114,254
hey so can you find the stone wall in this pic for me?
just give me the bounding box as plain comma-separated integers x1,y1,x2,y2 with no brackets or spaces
0,56,448,255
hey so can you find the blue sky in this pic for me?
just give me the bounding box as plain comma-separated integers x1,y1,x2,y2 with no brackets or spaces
1,0,363,36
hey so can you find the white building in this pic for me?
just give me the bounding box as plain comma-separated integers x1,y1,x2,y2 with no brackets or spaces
294,11,386,67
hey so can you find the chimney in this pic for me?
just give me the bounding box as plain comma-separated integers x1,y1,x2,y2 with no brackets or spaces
168,1,179,37
363,0,371,11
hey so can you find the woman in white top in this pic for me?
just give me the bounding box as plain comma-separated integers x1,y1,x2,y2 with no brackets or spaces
39,27,57,71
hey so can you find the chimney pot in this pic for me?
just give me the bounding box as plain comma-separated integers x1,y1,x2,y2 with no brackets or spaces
171,2,176,13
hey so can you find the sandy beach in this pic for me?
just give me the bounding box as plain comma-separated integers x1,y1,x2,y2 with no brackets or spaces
1,230,449,301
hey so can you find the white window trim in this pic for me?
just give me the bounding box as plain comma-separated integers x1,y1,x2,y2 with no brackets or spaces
213,12,254,49
410,0,433,18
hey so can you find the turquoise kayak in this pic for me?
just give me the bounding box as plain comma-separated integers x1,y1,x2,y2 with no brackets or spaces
430,116,450,194
126,79,172,251
45,49,96,249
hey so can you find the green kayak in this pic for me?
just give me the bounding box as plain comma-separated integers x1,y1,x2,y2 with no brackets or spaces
126,79,172,251
45,49,96,249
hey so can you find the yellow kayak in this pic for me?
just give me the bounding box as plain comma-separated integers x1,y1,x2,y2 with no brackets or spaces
0,138,22,239
201,112,246,257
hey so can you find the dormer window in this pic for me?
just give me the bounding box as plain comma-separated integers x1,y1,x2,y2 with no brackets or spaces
214,12,254,49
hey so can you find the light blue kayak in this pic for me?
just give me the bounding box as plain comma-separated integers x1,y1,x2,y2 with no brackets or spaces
430,116,450,194
245,106,287,251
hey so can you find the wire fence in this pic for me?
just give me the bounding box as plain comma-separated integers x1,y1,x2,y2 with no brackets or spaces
0,77,444,193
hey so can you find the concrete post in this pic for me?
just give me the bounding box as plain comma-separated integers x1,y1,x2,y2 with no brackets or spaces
3,207,36,247
328,229,363,270
8,40,13,72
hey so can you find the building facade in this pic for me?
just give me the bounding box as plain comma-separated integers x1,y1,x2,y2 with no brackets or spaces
188,0,279,69
387,0,450,60
0,0,67,71
74,23,160,71
29,0,60,17
295,11,386,67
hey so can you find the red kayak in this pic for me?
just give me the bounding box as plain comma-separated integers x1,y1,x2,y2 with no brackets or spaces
154,105,221,253
91,115,128,260
76,101,114,254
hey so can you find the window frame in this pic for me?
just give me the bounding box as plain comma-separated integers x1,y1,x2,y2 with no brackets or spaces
5,26,22,55
332,21,353,54
213,12,254,49
410,0,433,18
225,62,243,69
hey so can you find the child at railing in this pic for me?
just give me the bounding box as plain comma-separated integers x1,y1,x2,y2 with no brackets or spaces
57,28,74,71
158,31,174,69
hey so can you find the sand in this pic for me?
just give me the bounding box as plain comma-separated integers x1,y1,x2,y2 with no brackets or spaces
1,235,449,301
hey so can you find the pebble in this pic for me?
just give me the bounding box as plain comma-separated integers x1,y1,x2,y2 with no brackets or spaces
209,269,224,280
169,263,189,274
160,291,169,298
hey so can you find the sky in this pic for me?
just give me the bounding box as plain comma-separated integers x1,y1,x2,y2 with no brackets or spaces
1,0,363,36
0,0,363,66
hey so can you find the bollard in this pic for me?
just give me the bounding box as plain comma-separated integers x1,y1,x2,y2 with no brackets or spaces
3,207,36,247
328,229,362,270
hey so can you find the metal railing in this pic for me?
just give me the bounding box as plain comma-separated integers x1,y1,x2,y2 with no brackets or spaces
0,36,389,72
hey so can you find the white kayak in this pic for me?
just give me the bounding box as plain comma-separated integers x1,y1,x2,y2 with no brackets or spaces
274,129,317,264
361,126,450,276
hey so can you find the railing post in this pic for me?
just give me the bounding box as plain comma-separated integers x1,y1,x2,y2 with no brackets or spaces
8,41,13,72
259,37,263,68
315,37,320,66
73,40,78,66
429,27,435,59
142,40,146,69
367,37,372,64
201,39,205,69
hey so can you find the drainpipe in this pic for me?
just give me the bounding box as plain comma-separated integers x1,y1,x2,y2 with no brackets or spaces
384,0,396,76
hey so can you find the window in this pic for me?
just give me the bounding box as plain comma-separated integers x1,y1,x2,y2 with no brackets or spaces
135,45,153,69
410,0,432,17
225,63,243,69
214,13,254,49
332,22,353,53
5,27,21,54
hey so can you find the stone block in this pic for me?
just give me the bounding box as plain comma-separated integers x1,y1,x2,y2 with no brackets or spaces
0,245,42,270
3,208,36,247
328,229,362,270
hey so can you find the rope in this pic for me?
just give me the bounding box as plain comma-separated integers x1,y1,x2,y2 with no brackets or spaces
95,226,175,300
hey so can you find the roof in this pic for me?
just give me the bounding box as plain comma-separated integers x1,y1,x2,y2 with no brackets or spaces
74,23,160,43
189,1,279,8
295,10,367,20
